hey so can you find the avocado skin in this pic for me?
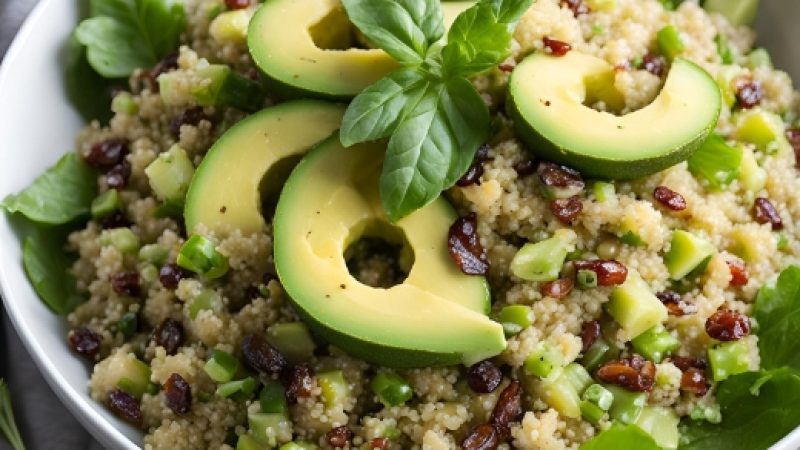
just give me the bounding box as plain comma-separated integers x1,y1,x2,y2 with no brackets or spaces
505,92,718,180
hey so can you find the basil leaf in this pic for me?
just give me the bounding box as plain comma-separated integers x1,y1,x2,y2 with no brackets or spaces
441,2,515,77
64,32,116,123
680,368,800,450
580,423,661,450
485,0,536,26
1,153,97,225
342,0,443,65
379,78,489,221
76,0,184,78
340,68,429,147
753,265,800,370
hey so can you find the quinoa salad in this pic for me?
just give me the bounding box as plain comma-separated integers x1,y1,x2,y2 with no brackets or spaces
3,0,800,449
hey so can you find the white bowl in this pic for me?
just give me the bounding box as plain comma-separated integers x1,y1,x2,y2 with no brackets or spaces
0,1,797,449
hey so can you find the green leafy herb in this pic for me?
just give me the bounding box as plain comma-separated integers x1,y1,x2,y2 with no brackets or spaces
580,423,660,450
679,368,800,450
340,0,532,221
1,153,97,225
753,265,800,370
0,379,25,450
64,32,115,123
75,0,185,78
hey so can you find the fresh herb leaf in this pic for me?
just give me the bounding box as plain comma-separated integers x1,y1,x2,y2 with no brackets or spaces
679,367,800,450
753,265,800,370
75,0,185,78
485,0,536,25
1,153,97,225
580,423,661,450
64,32,116,123
441,3,513,78
342,0,444,65
0,379,26,450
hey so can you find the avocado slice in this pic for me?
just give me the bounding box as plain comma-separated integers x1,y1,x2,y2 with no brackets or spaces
663,230,716,280
248,0,474,99
274,135,505,367
184,100,346,236
507,52,721,179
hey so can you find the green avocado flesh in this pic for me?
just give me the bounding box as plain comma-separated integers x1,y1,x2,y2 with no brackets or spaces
507,52,721,179
274,135,505,368
184,100,346,236
248,0,474,100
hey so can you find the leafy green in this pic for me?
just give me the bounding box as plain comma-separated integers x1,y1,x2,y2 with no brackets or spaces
679,368,800,450
0,379,25,450
340,0,533,220
580,423,660,450
75,0,185,78
1,153,97,225
64,32,115,123
753,265,800,370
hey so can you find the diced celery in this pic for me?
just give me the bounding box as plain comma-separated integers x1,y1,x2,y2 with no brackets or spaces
635,406,680,450
217,377,258,398
631,325,680,363
204,350,240,383
735,110,792,154
248,412,291,447
236,434,264,450
605,385,647,424
498,305,532,337
111,92,138,115
687,134,743,190
193,64,266,113
318,370,350,408
704,0,759,26
536,364,592,418
138,244,169,266
510,235,571,282
663,230,716,280
117,312,138,339
715,35,735,65
91,189,122,218
266,322,316,363
708,340,751,381
145,145,195,205
657,25,685,60
100,228,140,254
260,381,288,414
210,9,251,44
581,337,620,372
592,181,616,202
177,234,229,279
738,146,767,192
525,341,564,378
577,269,598,289
189,288,223,319
113,357,151,399
140,264,159,284
370,372,413,406
747,48,773,69
606,270,668,340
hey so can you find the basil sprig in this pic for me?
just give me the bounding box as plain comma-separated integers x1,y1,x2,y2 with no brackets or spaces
340,0,533,221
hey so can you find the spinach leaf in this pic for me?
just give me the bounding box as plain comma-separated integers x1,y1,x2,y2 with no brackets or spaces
753,265,800,370
680,368,800,450
580,423,661,450
76,0,184,78
64,32,115,123
342,0,444,65
1,153,96,225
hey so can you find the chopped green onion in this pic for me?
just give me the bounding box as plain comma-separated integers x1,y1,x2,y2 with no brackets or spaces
266,323,316,363
197,391,212,402
91,189,122,218
708,340,751,381
631,325,680,363
204,350,240,383
524,341,564,378
715,35,735,65
510,235,571,282
138,244,169,266
146,382,160,396
217,377,258,399
747,48,773,69
317,371,350,409
189,289,223,319
498,305,532,337
581,337,620,372
576,269,598,290
606,384,647,424
370,372,413,406
657,25,685,60
100,228,140,254
0,379,26,450
117,312,138,339
580,384,614,424
260,382,288,415
177,234,229,279
687,134,743,190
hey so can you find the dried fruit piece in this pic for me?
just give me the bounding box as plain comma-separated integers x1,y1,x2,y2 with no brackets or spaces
448,213,490,275
705,310,750,341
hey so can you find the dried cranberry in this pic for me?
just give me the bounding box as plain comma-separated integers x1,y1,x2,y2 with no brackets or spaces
642,53,667,77
163,373,192,415
705,310,750,341
490,380,522,440
68,327,103,359
596,354,656,392
86,138,129,171
543,37,572,56
242,334,288,375
573,260,627,286
498,63,516,73
461,424,500,450
537,162,584,189
513,159,536,177
653,186,687,211
171,106,208,138
326,426,353,448
670,356,707,372
734,77,763,109
550,196,583,224
368,437,390,450
106,160,132,189
153,318,184,355
283,364,316,403
467,360,503,394
580,320,601,353
225,0,251,9
457,145,492,187
160,263,189,290
680,367,709,396
560,0,589,17
107,389,143,427
787,128,800,167
448,213,490,275
146,53,180,92
657,291,696,316
99,210,131,229
111,271,141,297
753,198,783,230
726,259,748,287
540,278,574,299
